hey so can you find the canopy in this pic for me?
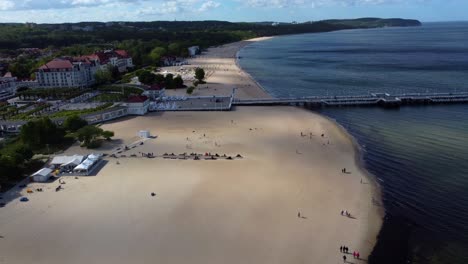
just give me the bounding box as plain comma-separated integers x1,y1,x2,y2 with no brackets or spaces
32,168,53,177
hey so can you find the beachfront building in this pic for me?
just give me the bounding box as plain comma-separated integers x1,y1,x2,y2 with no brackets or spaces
85,50,133,73
188,46,200,57
36,58,98,88
31,168,53,182
125,95,149,115
142,84,165,100
0,72,17,101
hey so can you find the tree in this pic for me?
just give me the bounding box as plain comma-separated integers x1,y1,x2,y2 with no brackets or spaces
173,75,184,88
138,70,155,85
76,125,103,147
165,73,174,89
101,130,114,140
195,68,205,83
168,43,181,55
63,115,88,132
154,74,165,84
186,86,195,95
95,68,112,85
20,118,65,150
149,47,167,64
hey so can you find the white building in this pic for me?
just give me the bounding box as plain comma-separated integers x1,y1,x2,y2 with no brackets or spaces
36,58,98,88
188,46,200,57
32,168,53,182
125,95,149,115
0,72,17,101
142,84,165,100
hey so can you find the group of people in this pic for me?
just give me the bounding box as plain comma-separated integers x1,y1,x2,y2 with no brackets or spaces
341,168,347,173
340,246,360,262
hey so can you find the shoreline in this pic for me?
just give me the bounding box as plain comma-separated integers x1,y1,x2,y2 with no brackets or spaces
213,36,385,258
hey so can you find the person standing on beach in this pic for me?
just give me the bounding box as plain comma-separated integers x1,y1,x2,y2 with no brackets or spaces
298,211,301,218
357,252,360,259
340,246,343,252
343,255,347,263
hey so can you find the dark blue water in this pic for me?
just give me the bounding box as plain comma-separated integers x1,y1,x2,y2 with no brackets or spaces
239,22,468,264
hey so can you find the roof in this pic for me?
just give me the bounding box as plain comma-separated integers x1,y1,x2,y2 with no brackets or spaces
32,168,53,177
51,155,85,165
127,95,148,103
147,84,164,91
115,50,129,58
39,59,73,70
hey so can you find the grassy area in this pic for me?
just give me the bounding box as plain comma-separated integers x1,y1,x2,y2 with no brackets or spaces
8,104,52,120
49,102,114,118
17,88,91,100
97,85,143,96
92,93,125,102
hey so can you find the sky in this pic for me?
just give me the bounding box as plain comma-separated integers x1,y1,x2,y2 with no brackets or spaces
0,0,466,23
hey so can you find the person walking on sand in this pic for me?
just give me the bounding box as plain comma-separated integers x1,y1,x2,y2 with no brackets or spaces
298,211,301,218
353,251,356,258
343,255,347,263
341,210,344,215
340,246,343,252
357,252,360,259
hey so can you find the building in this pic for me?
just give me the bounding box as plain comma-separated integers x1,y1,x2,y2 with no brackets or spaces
125,95,149,115
85,50,133,73
31,168,53,182
188,46,200,57
0,72,17,101
142,84,165,100
36,58,98,88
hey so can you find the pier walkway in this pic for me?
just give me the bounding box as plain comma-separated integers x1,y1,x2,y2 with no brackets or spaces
232,92,468,108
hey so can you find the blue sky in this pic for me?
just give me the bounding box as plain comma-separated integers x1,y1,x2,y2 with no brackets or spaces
0,0,466,23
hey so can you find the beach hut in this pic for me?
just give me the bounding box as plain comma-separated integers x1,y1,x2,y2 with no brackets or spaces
31,168,53,182
138,130,151,138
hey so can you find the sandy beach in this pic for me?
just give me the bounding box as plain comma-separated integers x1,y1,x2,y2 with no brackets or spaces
0,107,382,264
163,37,272,99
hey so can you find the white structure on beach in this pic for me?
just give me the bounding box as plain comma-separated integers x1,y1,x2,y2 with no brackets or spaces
138,130,151,138
125,95,149,115
50,155,85,170
31,168,53,182
73,153,102,175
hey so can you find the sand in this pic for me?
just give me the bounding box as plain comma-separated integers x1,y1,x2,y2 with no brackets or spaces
0,107,382,264
162,37,272,99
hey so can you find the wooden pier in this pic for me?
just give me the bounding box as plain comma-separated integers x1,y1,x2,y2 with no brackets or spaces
232,92,468,108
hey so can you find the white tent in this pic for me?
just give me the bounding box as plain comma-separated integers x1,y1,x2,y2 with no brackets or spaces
138,130,151,138
51,155,85,168
73,154,102,175
60,157,83,171
32,168,53,182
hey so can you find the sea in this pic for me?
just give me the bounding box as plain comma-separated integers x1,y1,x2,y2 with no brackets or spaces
238,22,468,264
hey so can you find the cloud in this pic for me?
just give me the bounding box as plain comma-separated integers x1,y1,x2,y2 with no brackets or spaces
0,0,147,10
0,0,14,10
138,0,211,15
241,0,422,8
198,1,220,11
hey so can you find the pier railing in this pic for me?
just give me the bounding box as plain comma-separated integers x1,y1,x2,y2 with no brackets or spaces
232,92,468,108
